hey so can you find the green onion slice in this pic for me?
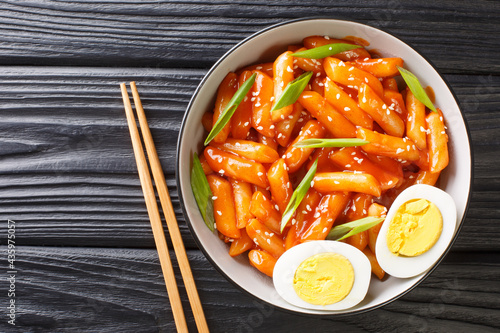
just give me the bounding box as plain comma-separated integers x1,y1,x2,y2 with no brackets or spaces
291,43,362,59
294,138,369,148
280,159,318,232
326,216,385,241
271,71,313,112
191,153,215,231
204,73,257,145
397,66,437,113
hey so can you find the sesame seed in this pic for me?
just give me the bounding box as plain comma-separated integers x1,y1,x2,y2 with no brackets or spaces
407,145,410,151
285,124,290,129
287,66,293,73
269,125,275,129
267,239,271,244
289,115,294,119
396,148,404,154
324,36,330,40
347,85,354,89
253,238,258,243
256,66,262,70
336,93,341,99
310,180,315,187
269,233,274,237
363,209,367,214
212,196,218,200
277,133,283,139
420,126,426,132
359,87,364,93
344,107,351,111
219,169,225,174
302,210,307,214
339,61,345,67
346,164,351,167
328,116,333,122
244,96,248,102
352,206,356,212
275,204,279,211
362,97,367,103
217,211,222,216
365,77,369,83
386,110,390,115
298,118,304,123
348,77,354,81
314,212,320,218
322,227,328,233
292,219,297,225
257,126,263,130
235,142,241,146
257,172,263,176
255,102,261,107
363,57,369,61
244,121,250,126
334,180,340,184
270,96,275,101
388,180,393,185
281,115,285,120
382,104,387,110
358,159,363,164
348,67,354,71
256,230,261,234
251,97,256,102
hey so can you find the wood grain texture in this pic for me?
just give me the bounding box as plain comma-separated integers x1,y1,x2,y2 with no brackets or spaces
0,1,498,331
0,68,498,251
0,1,498,74
1,246,498,333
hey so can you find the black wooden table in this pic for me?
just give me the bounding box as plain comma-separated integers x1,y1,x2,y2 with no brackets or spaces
0,1,499,332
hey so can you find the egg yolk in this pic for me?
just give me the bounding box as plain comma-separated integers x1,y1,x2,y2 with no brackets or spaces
293,253,354,306
386,199,443,257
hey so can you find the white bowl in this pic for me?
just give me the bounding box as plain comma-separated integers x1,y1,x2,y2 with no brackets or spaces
176,18,472,315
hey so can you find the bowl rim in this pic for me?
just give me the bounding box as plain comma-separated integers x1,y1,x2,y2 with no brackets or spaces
176,17,474,317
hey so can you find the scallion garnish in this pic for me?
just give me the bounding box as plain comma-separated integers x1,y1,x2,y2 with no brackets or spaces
326,216,385,241
397,66,437,113
291,43,362,59
280,159,318,232
294,138,369,148
271,71,313,112
191,153,215,231
204,73,257,145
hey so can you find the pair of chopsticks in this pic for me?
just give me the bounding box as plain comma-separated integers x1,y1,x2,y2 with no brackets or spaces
120,82,209,333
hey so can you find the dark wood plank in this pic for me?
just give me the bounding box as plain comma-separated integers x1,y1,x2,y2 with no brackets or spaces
2,246,498,332
0,67,498,250
0,1,498,74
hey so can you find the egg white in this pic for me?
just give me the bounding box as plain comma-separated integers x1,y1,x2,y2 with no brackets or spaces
375,184,458,278
273,240,371,311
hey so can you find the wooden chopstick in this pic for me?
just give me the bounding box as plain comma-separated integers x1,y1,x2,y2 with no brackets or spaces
120,82,209,333
129,82,210,333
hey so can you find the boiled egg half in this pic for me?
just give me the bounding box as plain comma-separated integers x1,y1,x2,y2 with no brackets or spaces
375,184,457,278
273,240,371,310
